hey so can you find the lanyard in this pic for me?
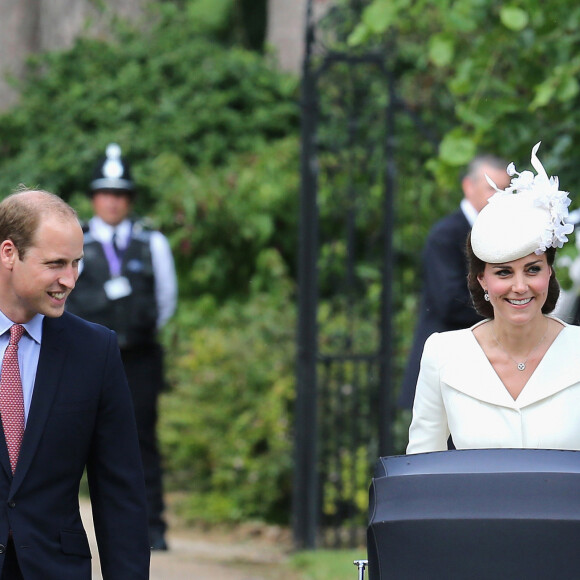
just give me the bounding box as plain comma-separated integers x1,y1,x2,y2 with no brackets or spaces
102,241,122,277
101,224,132,277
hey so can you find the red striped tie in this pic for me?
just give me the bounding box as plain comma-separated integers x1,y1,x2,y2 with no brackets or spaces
0,325,25,473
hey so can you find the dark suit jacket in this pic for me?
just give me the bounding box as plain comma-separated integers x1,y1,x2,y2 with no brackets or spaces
399,209,483,409
0,312,150,579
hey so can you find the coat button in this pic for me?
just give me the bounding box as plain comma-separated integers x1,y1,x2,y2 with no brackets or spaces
7,501,15,508
0,544,5,554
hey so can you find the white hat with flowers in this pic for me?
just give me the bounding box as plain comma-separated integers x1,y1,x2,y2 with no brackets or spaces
471,141,573,263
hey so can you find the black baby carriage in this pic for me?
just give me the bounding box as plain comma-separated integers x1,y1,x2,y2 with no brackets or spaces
355,448,580,579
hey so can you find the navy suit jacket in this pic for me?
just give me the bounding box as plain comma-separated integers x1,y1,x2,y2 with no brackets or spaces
0,312,150,579
399,209,483,409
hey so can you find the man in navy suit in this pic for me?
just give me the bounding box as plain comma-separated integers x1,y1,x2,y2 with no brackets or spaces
0,189,150,579
398,155,510,410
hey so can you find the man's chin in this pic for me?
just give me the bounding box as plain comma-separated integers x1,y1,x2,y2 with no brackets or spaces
44,305,66,318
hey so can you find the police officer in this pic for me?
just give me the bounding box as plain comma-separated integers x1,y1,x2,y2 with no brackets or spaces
67,143,177,550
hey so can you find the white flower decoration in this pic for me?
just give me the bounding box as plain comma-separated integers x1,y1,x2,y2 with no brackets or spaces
505,170,535,192
553,221,574,247
497,141,573,254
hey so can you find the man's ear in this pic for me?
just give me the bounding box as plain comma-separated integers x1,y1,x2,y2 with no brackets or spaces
0,240,18,270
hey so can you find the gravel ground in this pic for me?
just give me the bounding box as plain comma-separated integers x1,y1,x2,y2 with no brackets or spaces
80,498,301,580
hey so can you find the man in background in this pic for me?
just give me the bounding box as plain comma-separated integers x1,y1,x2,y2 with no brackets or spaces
398,154,510,410
66,144,177,551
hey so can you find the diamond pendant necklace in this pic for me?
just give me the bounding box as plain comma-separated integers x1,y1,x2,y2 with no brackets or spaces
492,320,548,372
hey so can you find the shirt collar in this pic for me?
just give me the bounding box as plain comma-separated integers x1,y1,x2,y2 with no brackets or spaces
460,198,479,227
89,216,132,244
0,311,43,344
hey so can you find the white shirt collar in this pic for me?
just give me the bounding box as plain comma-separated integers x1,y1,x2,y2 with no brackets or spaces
460,198,479,227
89,216,132,246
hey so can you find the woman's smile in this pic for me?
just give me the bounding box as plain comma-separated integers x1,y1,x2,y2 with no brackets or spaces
506,297,533,306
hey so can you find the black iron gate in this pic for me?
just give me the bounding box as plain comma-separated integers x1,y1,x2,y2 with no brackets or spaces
293,0,398,549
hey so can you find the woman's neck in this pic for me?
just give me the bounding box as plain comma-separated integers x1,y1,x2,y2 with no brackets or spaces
491,315,548,355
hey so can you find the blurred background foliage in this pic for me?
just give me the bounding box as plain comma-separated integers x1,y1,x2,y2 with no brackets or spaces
350,0,580,185
0,0,579,526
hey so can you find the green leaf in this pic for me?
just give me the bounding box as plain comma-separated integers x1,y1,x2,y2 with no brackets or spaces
500,6,529,31
347,23,371,47
530,79,557,110
429,34,455,68
558,76,580,102
439,134,477,166
361,0,401,34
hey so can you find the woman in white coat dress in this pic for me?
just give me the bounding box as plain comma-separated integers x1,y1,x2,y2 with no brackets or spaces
407,142,580,454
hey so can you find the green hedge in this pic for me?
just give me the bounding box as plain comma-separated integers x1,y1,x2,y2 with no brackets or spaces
160,285,296,524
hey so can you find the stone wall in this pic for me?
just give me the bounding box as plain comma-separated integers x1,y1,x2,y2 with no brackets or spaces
266,0,331,73
0,0,145,110
0,0,329,110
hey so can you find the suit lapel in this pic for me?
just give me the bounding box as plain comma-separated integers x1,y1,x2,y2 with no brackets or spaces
0,422,12,478
10,317,67,493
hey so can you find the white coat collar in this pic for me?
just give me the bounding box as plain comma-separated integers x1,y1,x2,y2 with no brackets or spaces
440,319,580,410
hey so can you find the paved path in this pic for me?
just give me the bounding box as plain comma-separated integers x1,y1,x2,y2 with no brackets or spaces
80,499,299,579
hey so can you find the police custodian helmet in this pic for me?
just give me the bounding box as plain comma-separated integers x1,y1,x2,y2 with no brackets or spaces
90,143,135,196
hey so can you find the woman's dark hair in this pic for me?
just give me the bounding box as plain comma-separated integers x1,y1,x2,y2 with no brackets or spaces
466,233,560,318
